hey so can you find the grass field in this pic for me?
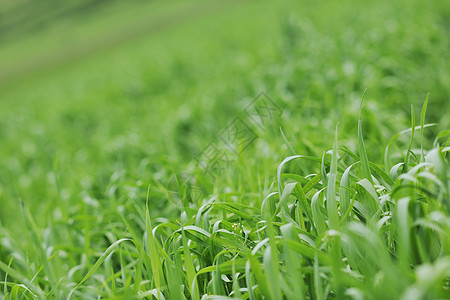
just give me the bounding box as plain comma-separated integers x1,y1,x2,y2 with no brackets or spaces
0,0,449,299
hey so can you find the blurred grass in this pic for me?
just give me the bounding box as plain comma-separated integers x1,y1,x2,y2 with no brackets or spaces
0,0,448,241
0,0,449,298
0,0,244,85
0,0,284,239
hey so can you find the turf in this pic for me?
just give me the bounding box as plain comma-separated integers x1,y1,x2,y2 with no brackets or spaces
0,0,449,299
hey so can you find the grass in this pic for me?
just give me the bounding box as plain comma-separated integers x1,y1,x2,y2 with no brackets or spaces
3,108,448,299
0,0,449,299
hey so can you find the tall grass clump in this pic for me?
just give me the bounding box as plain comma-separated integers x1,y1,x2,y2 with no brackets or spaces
0,100,448,299
143,105,447,299
21,104,445,299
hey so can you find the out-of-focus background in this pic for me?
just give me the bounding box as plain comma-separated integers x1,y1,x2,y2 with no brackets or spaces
1,0,449,235
0,0,235,85
0,0,449,297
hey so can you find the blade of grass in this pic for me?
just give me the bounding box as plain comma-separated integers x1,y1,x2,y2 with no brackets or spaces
327,124,339,230
0,260,42,298
403,105,415,173
68,238,131,299
358,120,372,184
145,185,166,299
327,124,343,297
420,93,429,162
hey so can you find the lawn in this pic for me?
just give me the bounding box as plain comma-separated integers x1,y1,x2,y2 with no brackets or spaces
0,0,449,299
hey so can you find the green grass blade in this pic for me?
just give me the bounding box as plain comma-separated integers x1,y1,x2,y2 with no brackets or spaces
420,93,429,162
358,119,372,184
0,261,42,298
403,105,416,173
182,229,198,300
263,246,282,300
280,224,305,300
340,163,357,222
311,189,327,236
69,238,131,298
327,124,339,230
145,186,165,299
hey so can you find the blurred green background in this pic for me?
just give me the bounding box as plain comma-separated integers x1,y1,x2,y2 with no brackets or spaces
0,0,449,291
1,0,449,221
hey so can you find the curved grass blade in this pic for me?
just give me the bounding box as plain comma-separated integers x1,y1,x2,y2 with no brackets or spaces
403,105,416,173
420,93,429,162
68,238,132,299
340,163,357,222
0,260,42,298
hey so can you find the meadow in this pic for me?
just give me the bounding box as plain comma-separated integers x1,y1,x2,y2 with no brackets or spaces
0,0,449,299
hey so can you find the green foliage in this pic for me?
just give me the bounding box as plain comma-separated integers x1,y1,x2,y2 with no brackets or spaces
0,0,449,298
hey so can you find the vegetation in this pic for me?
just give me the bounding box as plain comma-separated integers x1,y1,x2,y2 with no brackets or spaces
0,0,449,299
